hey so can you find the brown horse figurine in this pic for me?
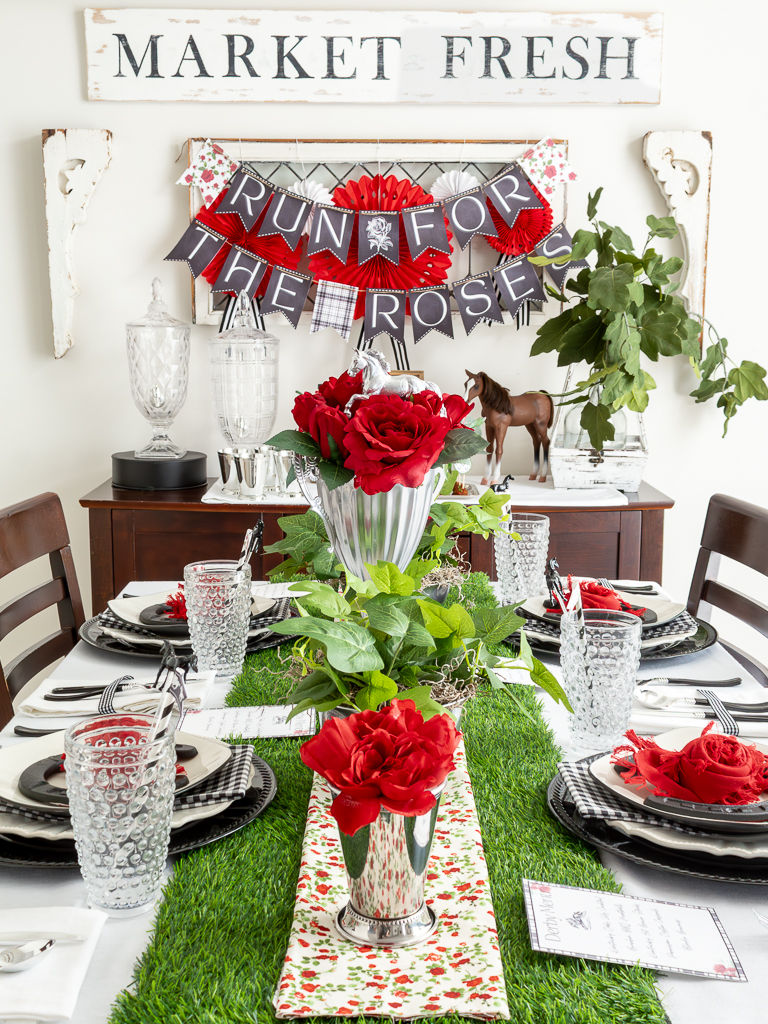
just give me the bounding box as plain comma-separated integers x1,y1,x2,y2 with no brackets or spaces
464,370,554,484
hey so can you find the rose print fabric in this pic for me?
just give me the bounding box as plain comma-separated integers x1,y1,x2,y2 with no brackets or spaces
273,744,510,1019
176,138,239,207
518,139,577,196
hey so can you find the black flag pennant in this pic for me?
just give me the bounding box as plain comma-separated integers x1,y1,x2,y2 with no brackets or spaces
402,203,451,259
214,167,274,231
306,203,355,262
492,256,546,318
534,223,590,291
408,286,454,344
211,245,268,299
453,272,503,335
260,266,313,328
358,211,400,266
443,188,498,251
257,188,312,251
164,220,227,278
483,163,544,230
364,289,407,345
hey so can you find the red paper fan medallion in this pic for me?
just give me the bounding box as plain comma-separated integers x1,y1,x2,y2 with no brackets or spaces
307,174,453,319
483,180,553,257
196,188,302,299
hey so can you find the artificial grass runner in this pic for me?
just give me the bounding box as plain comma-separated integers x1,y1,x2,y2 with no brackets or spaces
109,582,666,1024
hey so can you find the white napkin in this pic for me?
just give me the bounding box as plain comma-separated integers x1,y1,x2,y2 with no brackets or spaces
0,907,106,1022
18,672,215,717
628,709,768,741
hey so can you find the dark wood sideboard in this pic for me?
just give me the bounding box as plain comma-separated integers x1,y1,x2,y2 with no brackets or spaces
80,479,674,616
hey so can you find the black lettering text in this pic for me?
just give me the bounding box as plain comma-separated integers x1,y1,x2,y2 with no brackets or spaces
273,36,313,79
480,36,513,79
442,36,473,78
223,34,258,77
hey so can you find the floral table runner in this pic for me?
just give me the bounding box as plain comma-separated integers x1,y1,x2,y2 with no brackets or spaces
273,744,510,1020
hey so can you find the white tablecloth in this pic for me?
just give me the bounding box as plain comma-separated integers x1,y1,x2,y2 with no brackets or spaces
1,582,766,1023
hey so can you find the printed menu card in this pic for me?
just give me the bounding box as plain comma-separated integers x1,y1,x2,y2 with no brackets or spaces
522,880,746,980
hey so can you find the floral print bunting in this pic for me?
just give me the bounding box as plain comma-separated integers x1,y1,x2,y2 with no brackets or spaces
176,138,239,207
518,138,577,195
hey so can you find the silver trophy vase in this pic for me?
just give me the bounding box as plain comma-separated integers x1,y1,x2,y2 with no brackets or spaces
333,785,445,948
293,456,444,580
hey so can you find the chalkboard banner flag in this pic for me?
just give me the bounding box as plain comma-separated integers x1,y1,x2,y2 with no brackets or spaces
358,211,400,266
215,167,274,231
483,164,544,230
443,188,498,250
492,256,546,317
211,246,268,300
534,223,590,291
402,203,451,259
408,285,454,343
164,220,227,277
260,266,313,327
256,187,312,250
453,271,503,334
306,203,355,262
364,288,407,345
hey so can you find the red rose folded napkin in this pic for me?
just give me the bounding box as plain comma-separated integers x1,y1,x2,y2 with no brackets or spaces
546,577,646,617
613,723,768,805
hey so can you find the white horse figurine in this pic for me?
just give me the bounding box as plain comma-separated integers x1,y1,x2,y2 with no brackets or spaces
345,350,442,413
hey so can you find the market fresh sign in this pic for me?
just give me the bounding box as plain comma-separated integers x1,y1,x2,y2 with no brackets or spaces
84,10,663,103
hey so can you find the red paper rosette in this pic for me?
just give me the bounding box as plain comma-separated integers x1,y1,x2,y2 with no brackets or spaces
307,174,453,319
483,180,553,257
196,188,302,299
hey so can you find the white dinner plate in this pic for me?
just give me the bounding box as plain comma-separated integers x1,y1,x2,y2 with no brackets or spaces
607,818,768,859
0,730,232,816
108,590,276,629
520,590,686,629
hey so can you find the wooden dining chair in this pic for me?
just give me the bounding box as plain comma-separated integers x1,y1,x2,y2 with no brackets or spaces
686,493,768,685
0,492,85,727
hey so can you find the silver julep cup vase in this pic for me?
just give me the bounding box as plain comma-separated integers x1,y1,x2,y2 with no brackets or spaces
293,456,445,579
333,783,445,948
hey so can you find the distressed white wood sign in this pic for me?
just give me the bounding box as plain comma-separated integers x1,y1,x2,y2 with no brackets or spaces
643,131,712,321
85,10,663,104
42,128,112,358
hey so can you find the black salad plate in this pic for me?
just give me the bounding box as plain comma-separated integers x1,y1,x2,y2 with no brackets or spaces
506,618,718,662
79,617,291,660
0,756,277,869
547,761,768,885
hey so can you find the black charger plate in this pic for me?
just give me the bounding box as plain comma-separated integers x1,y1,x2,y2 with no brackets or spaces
506,618,718,662
547,763,768,884
0,755,277,868
79,617,291,660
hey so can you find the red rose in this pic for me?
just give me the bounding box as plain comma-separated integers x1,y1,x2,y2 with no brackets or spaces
300,700,461,835
201,168,215,183
343,393,453,495
318,370,364,410
310,403,350,460
441,393,474,429
614,723,768,805
543,165,557,179
292,391,321,433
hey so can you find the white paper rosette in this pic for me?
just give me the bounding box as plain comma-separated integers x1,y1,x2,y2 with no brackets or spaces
429,170,482,202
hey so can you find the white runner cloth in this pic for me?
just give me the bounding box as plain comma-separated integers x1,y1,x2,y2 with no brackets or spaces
274,745,509,1020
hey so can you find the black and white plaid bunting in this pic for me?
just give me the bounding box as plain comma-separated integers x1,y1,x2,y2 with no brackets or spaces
310,280,358,341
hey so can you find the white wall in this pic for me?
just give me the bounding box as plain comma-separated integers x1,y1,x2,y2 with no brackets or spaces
2,0,767,667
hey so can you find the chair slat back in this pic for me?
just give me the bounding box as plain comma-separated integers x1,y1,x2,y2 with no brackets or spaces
0,492,85,727
687,494,768,641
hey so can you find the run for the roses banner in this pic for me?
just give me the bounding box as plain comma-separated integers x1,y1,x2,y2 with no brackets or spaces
85,10,663,104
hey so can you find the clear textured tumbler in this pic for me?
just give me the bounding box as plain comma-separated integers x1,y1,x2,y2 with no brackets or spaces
493,513,550,605
561,609,642,753
184,560,252,676
64,715,175,919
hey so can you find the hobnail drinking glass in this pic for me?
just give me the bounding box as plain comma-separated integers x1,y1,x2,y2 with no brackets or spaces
64,715,175,919
494,513,550,605
560,609,642,753
184,560,252,677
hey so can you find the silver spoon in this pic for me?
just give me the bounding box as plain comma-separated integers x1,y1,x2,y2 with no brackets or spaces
0,938,56,972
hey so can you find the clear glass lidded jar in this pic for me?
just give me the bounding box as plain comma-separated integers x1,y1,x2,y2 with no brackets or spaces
126,278,191,459
563,388,627,450
208,290,279,449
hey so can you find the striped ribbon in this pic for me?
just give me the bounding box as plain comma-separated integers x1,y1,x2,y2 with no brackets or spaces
699,688,740,737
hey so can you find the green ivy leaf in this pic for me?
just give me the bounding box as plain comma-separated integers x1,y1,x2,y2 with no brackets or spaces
599,221,633,252
624,369,657,413
728,361,768,403
557,313,607,367
264,510,327,562
580,402,615,450
478,488,509,518
291,581,351,619
311,546,341,580
569,229,600,261
586,187,603,220
544,282,570,302
567,267,591,296
518,629,534,670
587,263,635,313
366,561,416,597
530,657,573,710
417,600,476,641
690,377,727,403
364,593,411,637
401,684,453,721
404,557,440,586
318,459,355,491
265,429,321,458
626,281,645,305
700,338,727,378
530,308,576,356
646,214,678,239
639,310,684,359
355,670,399,711
472,606,526,645
437,428,488,467
271,616,384,673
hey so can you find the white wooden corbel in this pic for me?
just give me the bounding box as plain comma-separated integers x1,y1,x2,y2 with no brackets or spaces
42,128,112,358
642,130,712,321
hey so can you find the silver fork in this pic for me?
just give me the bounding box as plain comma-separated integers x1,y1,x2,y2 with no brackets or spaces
754,910,768,931
597,577,658,595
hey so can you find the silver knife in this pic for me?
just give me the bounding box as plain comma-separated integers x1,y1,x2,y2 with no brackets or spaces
639,676,742,687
